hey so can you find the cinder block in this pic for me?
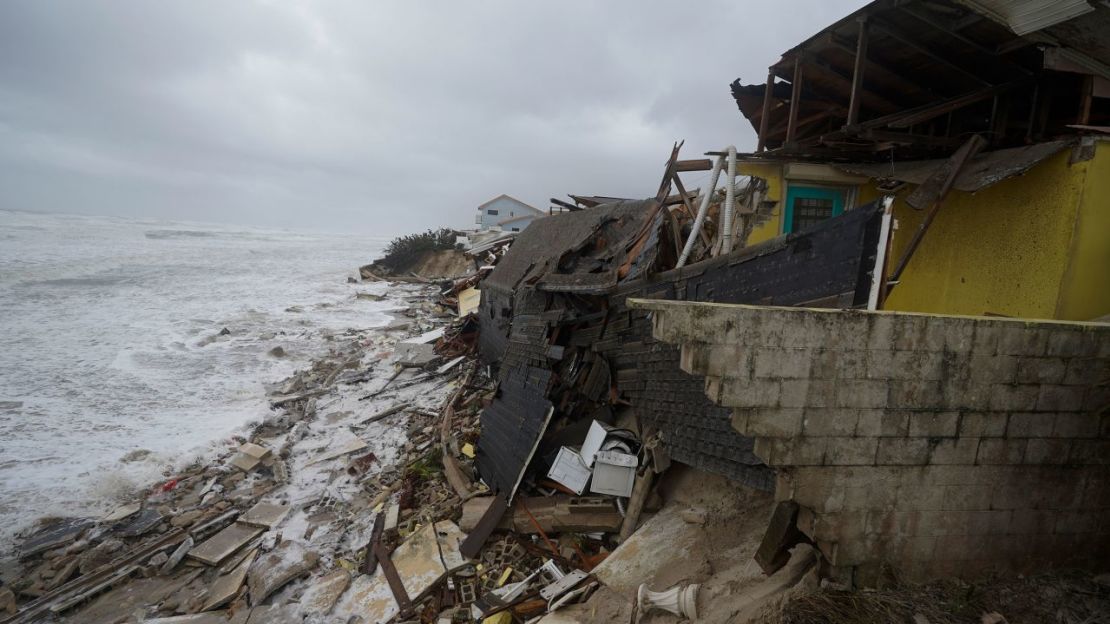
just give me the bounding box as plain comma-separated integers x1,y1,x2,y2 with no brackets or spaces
1068,439,1110,465
835,379,889,409
876,438,930,465
867,313,895,351
940,318,976,352
929,438,979,465
939,484,993,511
879,411,911,437
753,347,811,379
975,438,1026,465
966,509,1012,535
836,349,869,380
810,349,838,380
824,437,878,466
855,410,884,437
803,408,858,437
1085,384,1110,412
771,438,828,466
959,412,1008,437
1007,412,1054,437
720,377,780,408
971,323,1001,355
1009,509,1056,534
843,483,898,510
997,326,1047,356
1022,438,1071,464
890,380,944,409
1045,329,1099,358
866,349,895,380
1052,413,1099,438
908,411,960,437
891,316,929,351
1063,357,1106,386
892,351,943,382
988,384,1039,411
969,354,1018,385
779,379,811,408
804,379,837,408
1015,357,1068,384
1036,385,1084,412
1054,510,1100,534
746,408,803,438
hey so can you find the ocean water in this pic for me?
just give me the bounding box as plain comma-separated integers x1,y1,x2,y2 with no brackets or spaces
0,210,391,555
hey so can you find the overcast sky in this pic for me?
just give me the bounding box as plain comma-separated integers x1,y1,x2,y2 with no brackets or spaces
0,1,866,235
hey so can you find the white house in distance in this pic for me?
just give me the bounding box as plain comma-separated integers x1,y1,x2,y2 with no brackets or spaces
474,194,546,232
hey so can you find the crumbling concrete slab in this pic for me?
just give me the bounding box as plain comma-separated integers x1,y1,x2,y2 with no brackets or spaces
115,508,163,537
229,453,262,473
201,549,256,611
101,503,141,523
238,502,289,529
591,505,704,593
298,569,350,617
19,518,92,557
395,342,437,367
146,612,248,624
247,540,319,605
338,521,467,623
239,442,271,460
188,522,263,566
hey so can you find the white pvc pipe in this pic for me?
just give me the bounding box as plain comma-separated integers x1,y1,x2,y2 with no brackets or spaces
720,146,737,254
675,153,726,268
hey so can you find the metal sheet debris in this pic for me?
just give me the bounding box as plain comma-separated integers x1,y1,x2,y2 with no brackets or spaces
589,451,637,497
547,448,591,495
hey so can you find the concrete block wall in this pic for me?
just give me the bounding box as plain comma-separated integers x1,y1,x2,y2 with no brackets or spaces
632,299,1110,584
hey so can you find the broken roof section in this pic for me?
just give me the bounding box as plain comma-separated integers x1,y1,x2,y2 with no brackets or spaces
832,138,1076,191
731,0,1109,161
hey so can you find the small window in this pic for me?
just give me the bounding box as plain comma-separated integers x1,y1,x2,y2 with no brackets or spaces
510,211,514,216
784,185,846,233
512,227,520,232
487,209,499,216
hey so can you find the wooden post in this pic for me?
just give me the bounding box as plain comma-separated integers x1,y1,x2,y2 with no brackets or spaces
785,56,804,145
1026,83,1039,142
847,17,869,126
1079,74,1094,125
867,197,894,311
757,69,775,152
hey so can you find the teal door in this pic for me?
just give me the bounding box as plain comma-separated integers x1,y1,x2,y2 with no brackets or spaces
783,186,845,233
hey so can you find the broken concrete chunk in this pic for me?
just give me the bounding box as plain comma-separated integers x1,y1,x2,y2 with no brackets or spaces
188,522,263,566
116,508,164,537
101,502,142,523
19,518,92,557
161,536,194,575
246,540,319,606
229,453,262,473
239,442,271,460
238,501,290,529
338,521,467,623
298,569,350,617
201,549,256,611
395,342,437,367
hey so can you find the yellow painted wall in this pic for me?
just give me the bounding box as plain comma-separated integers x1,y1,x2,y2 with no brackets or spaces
738,143,1109,321
1055,142,1110,321
883,149,1089,319
741,162,785,245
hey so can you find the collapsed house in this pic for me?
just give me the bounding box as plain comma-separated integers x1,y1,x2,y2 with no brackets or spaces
473,0,1110,589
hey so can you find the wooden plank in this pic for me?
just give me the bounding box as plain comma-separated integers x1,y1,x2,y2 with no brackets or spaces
372,542,413,619
870,19,990,87
1079,74,1094,125
673,159,712,172
847,17,869,126
785,57,804,144
889,135,987,284
361,512,385,575
757,69,776,152
459,492,508,559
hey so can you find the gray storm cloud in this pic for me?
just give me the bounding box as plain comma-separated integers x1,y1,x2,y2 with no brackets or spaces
0,1,865,234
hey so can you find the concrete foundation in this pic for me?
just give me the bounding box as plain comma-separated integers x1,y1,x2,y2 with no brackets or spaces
630,299,1110,584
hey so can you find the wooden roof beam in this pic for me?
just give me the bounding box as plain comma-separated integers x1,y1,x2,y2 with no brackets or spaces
824,33,938,100
870,19,992,87
804,55,904,113
897,5,1034,77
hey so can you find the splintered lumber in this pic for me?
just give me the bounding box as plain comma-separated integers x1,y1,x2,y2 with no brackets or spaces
3,529,187,622
238,502,290,529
